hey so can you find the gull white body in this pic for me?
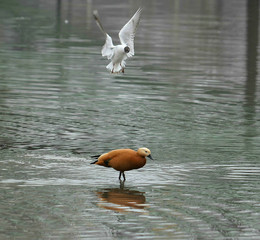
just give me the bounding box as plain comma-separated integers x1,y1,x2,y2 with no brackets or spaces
106,45,127,73
93,8,142,73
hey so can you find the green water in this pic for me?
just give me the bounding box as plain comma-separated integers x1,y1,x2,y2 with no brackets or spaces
0,0,260,239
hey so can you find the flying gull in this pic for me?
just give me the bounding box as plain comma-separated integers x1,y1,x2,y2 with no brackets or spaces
93,8,142,73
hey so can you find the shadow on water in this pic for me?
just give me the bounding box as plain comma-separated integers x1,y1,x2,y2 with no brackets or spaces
96,182,147,213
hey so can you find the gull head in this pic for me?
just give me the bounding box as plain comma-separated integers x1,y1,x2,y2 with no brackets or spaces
124,46,130,53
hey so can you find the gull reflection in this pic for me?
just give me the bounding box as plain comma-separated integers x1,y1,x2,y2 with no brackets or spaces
96,184,147,213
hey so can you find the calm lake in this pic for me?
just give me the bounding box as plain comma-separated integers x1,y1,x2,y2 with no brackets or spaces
0,0,260,239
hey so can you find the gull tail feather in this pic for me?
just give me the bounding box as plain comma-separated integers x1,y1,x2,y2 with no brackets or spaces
106,62,114,72
106,62,124,73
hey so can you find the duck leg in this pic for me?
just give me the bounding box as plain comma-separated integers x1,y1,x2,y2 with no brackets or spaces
119,171,126,181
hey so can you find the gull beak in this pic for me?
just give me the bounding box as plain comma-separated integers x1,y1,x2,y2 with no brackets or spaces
147,154,153,160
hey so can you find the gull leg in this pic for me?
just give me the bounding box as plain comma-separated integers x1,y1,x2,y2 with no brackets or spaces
112,64,115,73
120,64,125,73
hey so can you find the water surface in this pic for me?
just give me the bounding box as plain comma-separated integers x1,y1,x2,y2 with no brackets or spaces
0,0,260,239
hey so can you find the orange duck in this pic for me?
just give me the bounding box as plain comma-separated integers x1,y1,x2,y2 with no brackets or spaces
91,147,153,181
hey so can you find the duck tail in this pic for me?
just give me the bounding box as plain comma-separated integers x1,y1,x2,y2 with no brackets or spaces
90,160,98,165
91,154,101,159
90,154,101,164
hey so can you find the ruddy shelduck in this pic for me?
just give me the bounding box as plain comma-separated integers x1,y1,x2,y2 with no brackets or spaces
91,147,153,181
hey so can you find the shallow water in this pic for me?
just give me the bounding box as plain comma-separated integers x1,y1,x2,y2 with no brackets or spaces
1,0,260,239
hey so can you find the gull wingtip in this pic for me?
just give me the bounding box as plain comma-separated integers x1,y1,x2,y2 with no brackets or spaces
93,9,99,19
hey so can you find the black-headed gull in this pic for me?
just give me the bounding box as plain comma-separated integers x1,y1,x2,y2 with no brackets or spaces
93,8,142,73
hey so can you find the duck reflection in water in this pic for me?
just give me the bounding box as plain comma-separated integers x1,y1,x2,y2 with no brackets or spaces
96,183,147,213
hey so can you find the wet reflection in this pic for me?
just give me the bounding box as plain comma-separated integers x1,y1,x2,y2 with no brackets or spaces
245,0,258,109
96,184,147,213
244,0,258,147
56,0,62,33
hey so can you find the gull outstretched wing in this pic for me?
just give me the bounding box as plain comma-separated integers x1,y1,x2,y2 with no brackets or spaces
102,34,114,59
93,10,115,59
118,8,142,57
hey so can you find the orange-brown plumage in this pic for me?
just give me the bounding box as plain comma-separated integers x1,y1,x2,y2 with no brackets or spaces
91,147,153,181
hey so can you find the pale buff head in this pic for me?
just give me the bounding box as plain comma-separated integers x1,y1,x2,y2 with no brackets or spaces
137,147,153,159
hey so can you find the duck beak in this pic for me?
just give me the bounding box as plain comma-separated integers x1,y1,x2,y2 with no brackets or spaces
147,154,153,160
